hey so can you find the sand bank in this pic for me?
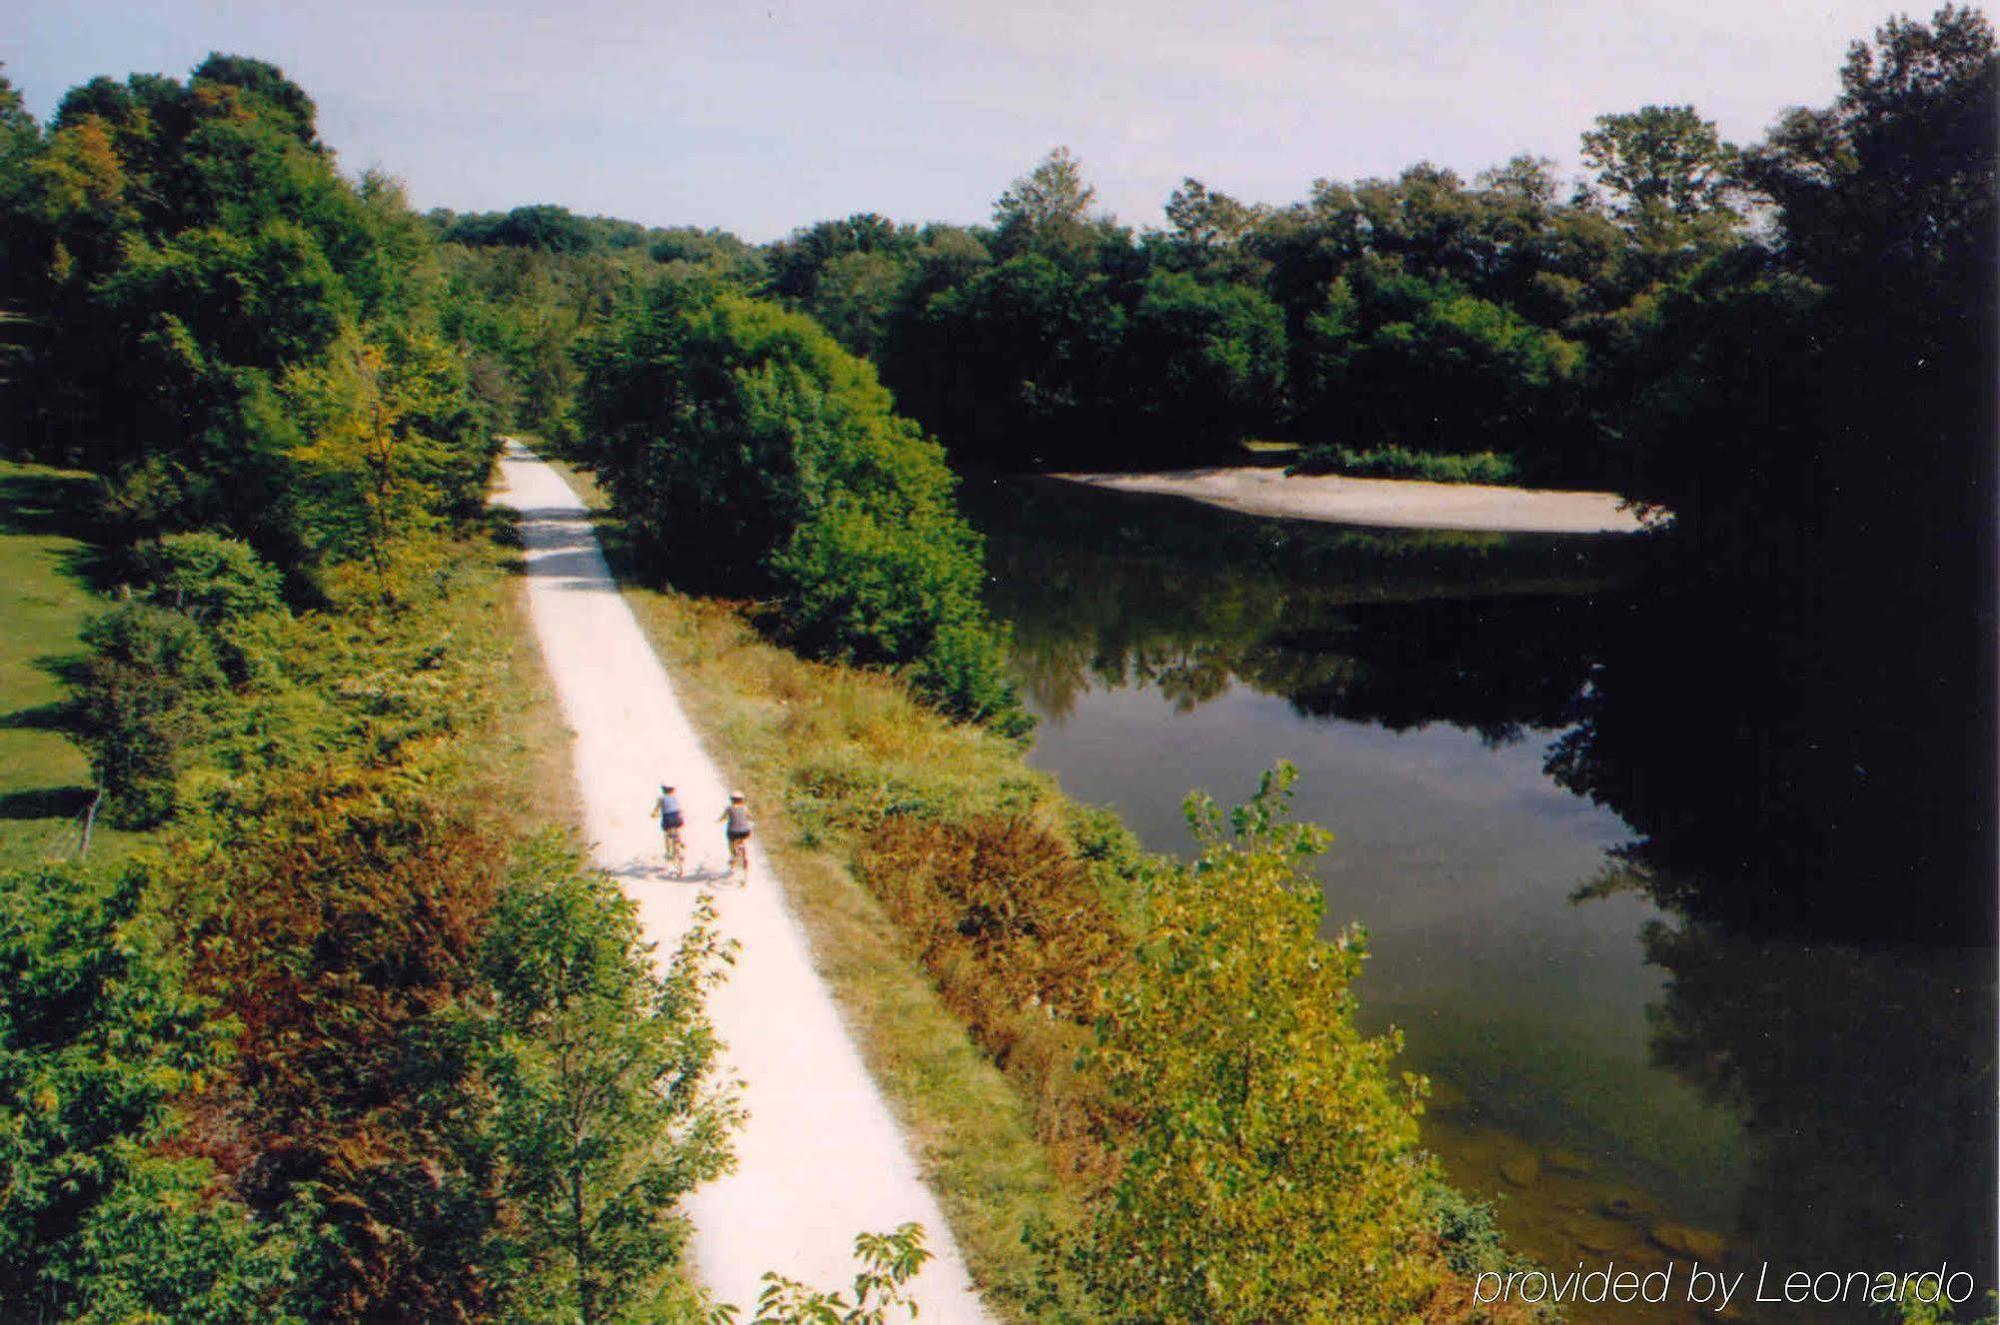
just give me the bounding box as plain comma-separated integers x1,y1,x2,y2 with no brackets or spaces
1054,466,1658,535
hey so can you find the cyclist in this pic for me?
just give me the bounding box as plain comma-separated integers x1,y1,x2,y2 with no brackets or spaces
721,791,753,884
652,784,685,877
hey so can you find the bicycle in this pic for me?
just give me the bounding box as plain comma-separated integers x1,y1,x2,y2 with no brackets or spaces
663,824,686,879
722,791,752,887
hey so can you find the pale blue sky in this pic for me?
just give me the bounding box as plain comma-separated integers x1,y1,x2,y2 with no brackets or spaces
13,0,1936,241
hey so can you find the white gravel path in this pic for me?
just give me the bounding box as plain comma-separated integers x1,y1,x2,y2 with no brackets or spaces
493,442,994,1323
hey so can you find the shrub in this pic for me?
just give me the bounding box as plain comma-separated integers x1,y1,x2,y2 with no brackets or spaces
72,601,225,827
1070,764,1443,1322
169,766,508,1323
132,531,287,683
131,531,285,622
854,815,1124,1167
578,280,1027,733
1290,443,1520,484
60,1154,316,1325
772,497,1024,730
0,865,227,1316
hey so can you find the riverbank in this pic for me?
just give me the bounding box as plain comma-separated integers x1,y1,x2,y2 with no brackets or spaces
1055,466,1656,534
540,450,1550,1324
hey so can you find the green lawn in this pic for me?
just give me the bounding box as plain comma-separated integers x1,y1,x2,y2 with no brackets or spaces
0,457,142,869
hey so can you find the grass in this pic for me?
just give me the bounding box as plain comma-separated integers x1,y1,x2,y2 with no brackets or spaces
0,453,575,872
541,455,1084,1321
1289,443,1521,484
483,506,585,837
0,457,145,870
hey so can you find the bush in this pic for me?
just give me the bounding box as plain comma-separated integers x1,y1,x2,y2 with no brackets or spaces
0,864,227,1315
855,814,1123,1168
72,602,225,827
1070,765,1443,1322
131,531,287,683
772,498,1024,730
131,531,285,623
578,280,1027,733
1290,443,1520,484
170,766,508,1322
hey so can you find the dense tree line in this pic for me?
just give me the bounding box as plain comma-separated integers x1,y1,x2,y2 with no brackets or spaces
757,9,1993,516
0,56,493,582
0,57,750,1323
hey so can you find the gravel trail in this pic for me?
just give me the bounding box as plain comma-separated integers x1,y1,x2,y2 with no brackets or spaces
494,442,993,1322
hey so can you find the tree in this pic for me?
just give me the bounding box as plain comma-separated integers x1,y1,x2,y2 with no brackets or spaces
1161,177,1265,276
577,279,1028,729
1474,153,1563,212
476,838,740,1324
992,146,1102,262
1122,269,1285,446
1072,765,1442,1323
1747,5,1995,312
889,254,1124,467
807,249,906,358
1581,105,1742,243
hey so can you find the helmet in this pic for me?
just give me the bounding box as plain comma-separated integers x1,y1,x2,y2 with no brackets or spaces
730,790,745,801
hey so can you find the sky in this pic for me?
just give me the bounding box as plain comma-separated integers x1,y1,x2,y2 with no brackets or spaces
11,0,1951,242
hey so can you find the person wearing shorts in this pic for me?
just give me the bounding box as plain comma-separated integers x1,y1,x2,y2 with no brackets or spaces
653,784,685,866
722,791,752,882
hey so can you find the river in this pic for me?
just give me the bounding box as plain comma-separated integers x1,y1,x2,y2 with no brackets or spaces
966,474,1996,1324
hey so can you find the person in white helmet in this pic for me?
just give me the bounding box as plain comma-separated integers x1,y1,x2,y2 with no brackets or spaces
721,791,753,884
651,783,685,877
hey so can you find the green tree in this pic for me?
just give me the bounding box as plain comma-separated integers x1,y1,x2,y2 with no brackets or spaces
0,864,228,1319
578,280,1026,728
1580,105,1743,246
1123,269,1286,446
1073,765,1441,1323
888,254,1124,468
991,146,1103,263
807,248,907,359
475,837,740,1324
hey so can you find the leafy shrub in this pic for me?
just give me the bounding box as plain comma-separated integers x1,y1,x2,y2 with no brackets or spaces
169,766,508,1323
752,1224,930,1325
1070,764,1443,1322
0,865,226,1316
854,814,1124,1167
132,531,287,683
577,280,1027,732
1290,443,1520,484
772,497,1024,729
132,531,285,622
60,1154,316,1325
72,601,225,827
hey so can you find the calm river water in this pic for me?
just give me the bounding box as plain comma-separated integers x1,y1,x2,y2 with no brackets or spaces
967,475,1996,1325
